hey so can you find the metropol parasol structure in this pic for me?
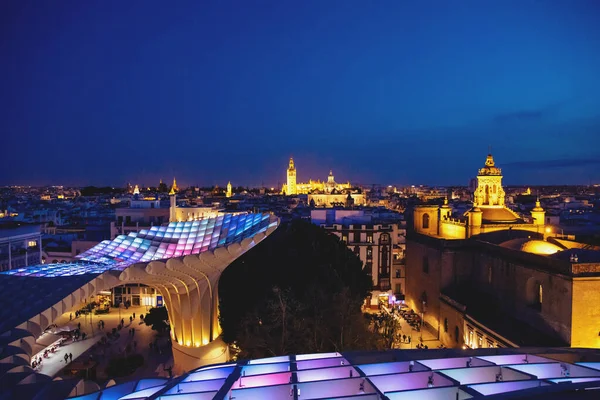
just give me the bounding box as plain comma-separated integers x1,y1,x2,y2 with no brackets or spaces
0,212,279,393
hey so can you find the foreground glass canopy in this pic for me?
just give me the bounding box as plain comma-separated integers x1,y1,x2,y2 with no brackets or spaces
1,213,276,278
68,352,600,399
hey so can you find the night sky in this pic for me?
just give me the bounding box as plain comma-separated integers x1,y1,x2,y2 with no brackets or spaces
2,1,600,187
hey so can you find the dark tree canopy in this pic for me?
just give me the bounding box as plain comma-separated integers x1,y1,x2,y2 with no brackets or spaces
219,220,379,359
144,306,169,333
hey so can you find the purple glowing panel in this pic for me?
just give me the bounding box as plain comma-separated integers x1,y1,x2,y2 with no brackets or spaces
476,354,552,365
247,355,289,365
296,377,377,398
164,379,226,394
296,352,342,361
387,387,473,400
369,372,454,393
468,380,549,396
183,366,235,382
357,361,428,377
229,384,292,400
508,363,600,379
232,372,292,389
549,377,600,384
119,385,163,399
157,392,217,400
419,357,493,370
296,357,348,370
439,366,531,385
241,362,290,376
296,366,359,382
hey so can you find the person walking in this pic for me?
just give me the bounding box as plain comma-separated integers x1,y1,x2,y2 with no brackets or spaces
64,353,69,364
133,312,136,319
69,353,73,362
130,316,133,323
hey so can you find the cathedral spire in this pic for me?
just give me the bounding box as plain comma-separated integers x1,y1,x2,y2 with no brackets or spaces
169,177,178,196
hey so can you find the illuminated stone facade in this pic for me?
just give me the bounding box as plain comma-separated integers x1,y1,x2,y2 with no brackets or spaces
282,158,352,195
406,153,600,350
413,154,546,240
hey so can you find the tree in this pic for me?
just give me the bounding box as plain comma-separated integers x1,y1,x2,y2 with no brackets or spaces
144,307,169,333
219,220,379,359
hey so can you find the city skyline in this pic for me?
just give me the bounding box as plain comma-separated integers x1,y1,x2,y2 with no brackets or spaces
2,1,600,186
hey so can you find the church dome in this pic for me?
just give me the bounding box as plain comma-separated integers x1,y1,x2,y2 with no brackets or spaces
500,238,564,255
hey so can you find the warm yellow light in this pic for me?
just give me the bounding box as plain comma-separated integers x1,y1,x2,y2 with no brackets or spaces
178,340,183,346
202,339,209,345
462,345,467,350
195,342,200,347
186,341,191,347
545,227,552,233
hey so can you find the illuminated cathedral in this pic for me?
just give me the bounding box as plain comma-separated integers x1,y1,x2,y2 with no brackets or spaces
281,157,352,195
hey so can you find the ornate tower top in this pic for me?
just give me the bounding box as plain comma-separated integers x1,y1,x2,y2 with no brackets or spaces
288,157,295,170
478,154,502,176
474,153,506,207
133,185,140,195
169,177,178,196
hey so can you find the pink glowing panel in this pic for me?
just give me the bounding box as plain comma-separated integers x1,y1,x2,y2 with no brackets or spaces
296,352,342,361
387,386,473,400
419,357,493,370
229,384,292,400
297,357,348,370
183,366,235,382
468,380,550,396
296,377,376,398
231,372,292,389
476,354,552,365
241,362,290,376
248,355,290,365
157,392,217,400
507,363,600,379
163,379,226,394
297,366,359,382
369,372,454,393
438,366,531,385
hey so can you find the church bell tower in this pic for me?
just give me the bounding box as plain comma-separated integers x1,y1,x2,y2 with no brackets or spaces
286,157,297,195
474,154,506,207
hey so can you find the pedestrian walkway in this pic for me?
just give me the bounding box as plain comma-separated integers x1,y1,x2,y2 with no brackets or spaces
33,305,173,383
380,305,443,350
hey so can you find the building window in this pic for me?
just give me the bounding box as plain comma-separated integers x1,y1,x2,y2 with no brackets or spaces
537,283,543,309
455,326,459,343
444,318,448,333
478,335,483,348
367,233,373,243
422,213,430,229
353,231,361,243
395,283,402,295
395,269,400,278
353,246,360,257
423,256,429,274
367,247,373,259
28,240,37,247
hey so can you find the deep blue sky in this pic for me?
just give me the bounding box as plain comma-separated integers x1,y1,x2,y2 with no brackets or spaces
2,1,600,187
